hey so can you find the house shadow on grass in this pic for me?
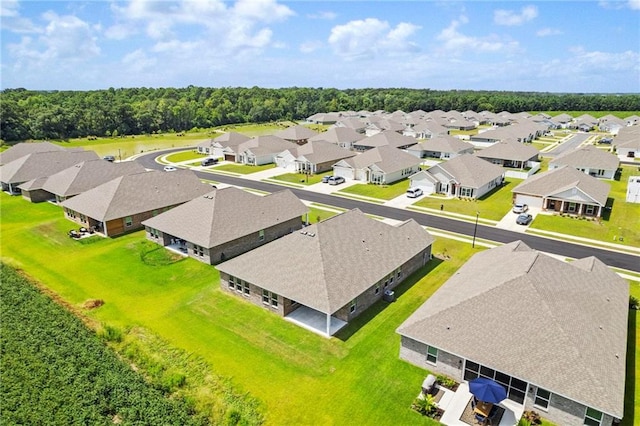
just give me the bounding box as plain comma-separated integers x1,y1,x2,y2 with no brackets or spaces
621,309,636,426
601,197,615,221
334,257,444,342
477,180,511,201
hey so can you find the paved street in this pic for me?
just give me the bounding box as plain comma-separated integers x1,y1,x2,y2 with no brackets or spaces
544,132,592,157
136,149,640,273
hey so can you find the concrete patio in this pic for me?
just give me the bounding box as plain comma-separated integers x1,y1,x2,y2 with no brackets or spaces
436,382,524,426
284,305,347,337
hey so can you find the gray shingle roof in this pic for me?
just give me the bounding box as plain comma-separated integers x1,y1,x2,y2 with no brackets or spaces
550,145,619,171
397,241,628,418
1,150,100,184
426,154,504,189
274,125,318,141
308,127,365,144
142,187,308,248
475,140,539,162
0,141,72,165
295,140,355,164
512,166,610,206
355,130,418,149
41,160,145,197
342,145,422,173
217,209,434,314
60,170,211,221
407,136,474,155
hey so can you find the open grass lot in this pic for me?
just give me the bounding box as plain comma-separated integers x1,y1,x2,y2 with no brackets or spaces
529,165,640,247
212,163,275,174
414,179,523,221
165,149,206,163
271,170,332,186
338,179,410,200
0,192,473,425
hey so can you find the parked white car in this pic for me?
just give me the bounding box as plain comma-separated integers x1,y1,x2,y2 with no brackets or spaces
163,165,177,172
512,203,528,213
406,187,424,198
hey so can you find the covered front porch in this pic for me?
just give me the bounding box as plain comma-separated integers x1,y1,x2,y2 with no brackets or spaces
284,305,347,337
544,198,602,217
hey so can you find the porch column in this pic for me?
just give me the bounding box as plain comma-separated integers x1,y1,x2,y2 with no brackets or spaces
597,205,602,217
579,204,584,216
326,313,331,336
560,200,565,212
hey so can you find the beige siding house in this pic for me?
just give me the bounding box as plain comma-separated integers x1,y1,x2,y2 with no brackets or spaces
549,146,619,180
397,241,627,426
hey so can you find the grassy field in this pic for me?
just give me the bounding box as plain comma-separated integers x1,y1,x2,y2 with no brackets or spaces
165,150,206,163
414,179,523,221
528,165,640,247
338,179,411,200
271,170,332,186
0,192,473,425
212,163,276,174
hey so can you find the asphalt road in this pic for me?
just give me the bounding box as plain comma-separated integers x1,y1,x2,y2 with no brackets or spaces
544,132,591,157
137,150,640,272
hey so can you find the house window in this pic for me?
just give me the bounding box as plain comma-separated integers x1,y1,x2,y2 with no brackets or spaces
125,216,133,227
262,289,270,305
349,299,357,314
534,387,551,410
396,267,402,279
585,205,595,215
243,281,250,296
596,169,605,176
258,229,265,241
193,245,204,257
374,283,380,295
568,202,577,213
271,292,278,308
584,408,603,426
228,276,235,289
235,279,243,293
460,187,473,197
426,345,438,364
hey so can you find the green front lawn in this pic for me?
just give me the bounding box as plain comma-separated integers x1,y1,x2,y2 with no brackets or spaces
305,207,340,224
414,179,523,221
529,165,640,247
339,179,410,200
212,163,276,174
164,150,206,163
271,170,333,186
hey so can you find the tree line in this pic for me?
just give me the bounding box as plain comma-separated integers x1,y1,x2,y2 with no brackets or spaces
1,86,639,141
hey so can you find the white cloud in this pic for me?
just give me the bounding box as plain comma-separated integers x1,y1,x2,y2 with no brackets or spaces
7,11,100,69
300,40,323,53
599,0,640,10
307,11,337,20
536,28,562,37
568,46,640,71
628,0,640,9
437,16,519,54
122,48,157,73
328,18,420,60
494,5,538,26
0,0,42,33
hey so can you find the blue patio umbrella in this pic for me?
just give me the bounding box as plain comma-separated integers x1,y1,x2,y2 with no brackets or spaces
469,378,507,404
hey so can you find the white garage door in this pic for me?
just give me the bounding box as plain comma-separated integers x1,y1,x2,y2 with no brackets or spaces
333,166,354,180
515,194,543,209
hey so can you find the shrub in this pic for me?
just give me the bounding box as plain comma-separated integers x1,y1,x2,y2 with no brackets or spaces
412,394,437,416
98,324,124,343
630,295,639,310
436,374,457,389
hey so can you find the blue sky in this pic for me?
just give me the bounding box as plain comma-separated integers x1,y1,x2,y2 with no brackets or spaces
1,1,639,92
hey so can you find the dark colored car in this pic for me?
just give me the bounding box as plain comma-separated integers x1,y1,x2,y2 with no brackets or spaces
201,157,218,166
516,214,533,225
103,155,116,162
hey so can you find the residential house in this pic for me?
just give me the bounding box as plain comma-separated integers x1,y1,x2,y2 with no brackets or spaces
217,208,434,336
627,176,640,203
274,125,319,145
308,126,365,149
333,117,367,134
333,145,422,185
352,130,418,152
570,114,598,131
275,140,355,174
305,112,341,125
413,154,505,198
237,135,298,166
403,120,449,139
364,118,405,136
23,159,145,203
1,150,99,195
60,170,211,237
397,241,627,426
512,166,610,217
613,125,640,159
551,113,574,128
470,122,547,147
549,145,619,179
0,141,76,165
474,140,540,178
198,132,252,159
598,115,626,134
406,136,475,160
142,187,307,264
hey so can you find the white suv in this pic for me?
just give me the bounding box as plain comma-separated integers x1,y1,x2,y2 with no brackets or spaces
406,187,423,198
513,203,528,213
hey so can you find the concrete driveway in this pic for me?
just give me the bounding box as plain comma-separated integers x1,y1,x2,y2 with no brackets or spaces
496,207,541,232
